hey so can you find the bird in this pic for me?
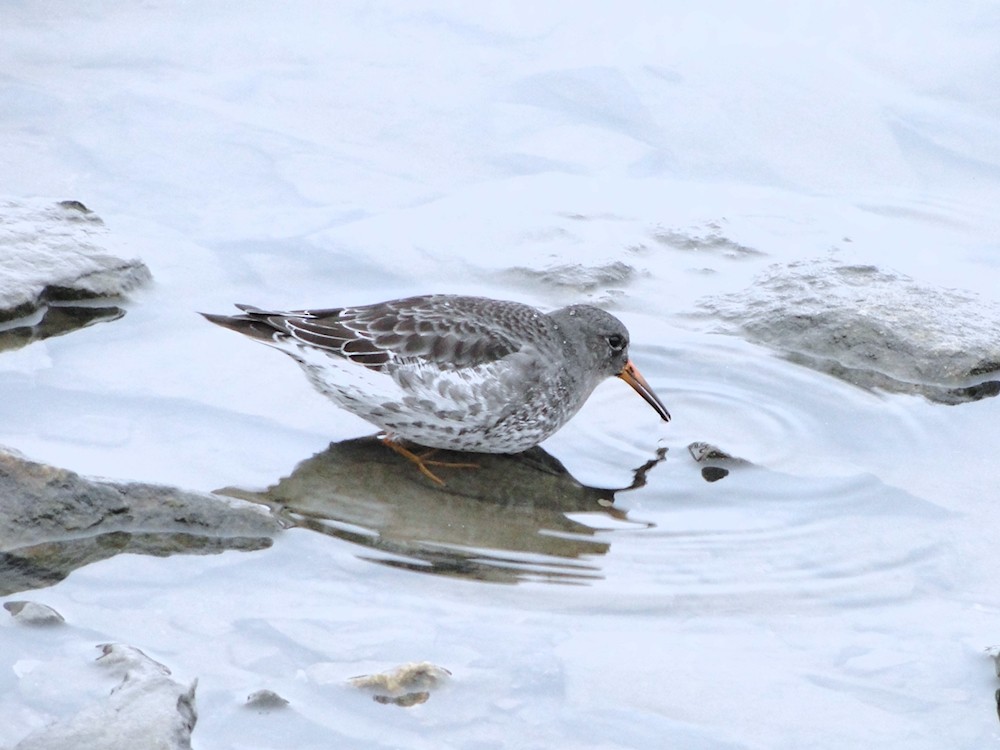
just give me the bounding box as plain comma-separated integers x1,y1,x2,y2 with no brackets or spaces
202,294,670,483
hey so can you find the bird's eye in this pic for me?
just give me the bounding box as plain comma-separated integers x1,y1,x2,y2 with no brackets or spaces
607,334,626,352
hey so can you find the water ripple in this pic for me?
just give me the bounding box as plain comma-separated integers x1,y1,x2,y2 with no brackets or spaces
550,332,953,612
572,332,938,480
576,465,954,615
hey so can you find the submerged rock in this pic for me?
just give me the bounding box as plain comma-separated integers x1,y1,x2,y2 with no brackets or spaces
0,198,150,325
3,600,65,626
653,221,765,259
349,662,450,707
501,260,637,291
688,442,752,483
0,447,281,596
699,258,1000,404
244,690,289,712
0,304,126,354
14,644,197,750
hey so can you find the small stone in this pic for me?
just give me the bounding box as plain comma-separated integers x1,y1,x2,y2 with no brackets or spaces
373,691,429,707
701,466,729,483
689,442,750,465
653,223,765,258
4,600,65,625
987,645,1000,680
56,200,100,222
689,442,736,463
349,661,450,706
688,442,749,482
245,689,289,710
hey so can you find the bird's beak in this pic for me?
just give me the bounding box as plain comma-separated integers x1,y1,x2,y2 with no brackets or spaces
618,359,671,422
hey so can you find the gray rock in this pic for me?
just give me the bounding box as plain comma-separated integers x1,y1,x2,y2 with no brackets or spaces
14,644,197,750
687,442,752,483
244,690,289,711
0,304,126,354
698,258,1000,403
498,260,637,305
687,442,751,466
988,645,1000,680
0,199,151,324
0,447,281,596
3,600,65,626
653,222,765,258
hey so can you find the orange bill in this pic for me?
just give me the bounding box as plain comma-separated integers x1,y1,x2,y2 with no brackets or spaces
618,359,671,422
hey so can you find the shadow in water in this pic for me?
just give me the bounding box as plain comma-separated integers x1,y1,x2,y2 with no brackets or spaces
219,437,666,584
0,303,125,353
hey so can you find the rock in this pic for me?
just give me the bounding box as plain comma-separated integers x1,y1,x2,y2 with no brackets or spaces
653,222,765,259
687,442,751,465
14,644,197,750
0,198,150,324
3,601,65,626
699,466,729,483
0,447,281,596
373,692,430,707
501,260,638,294
698,258,1000,404
348,662,451,693
244,690,289,711
349,662,450,707
988,645,1000,680
688,442,751,483
0,304,125,354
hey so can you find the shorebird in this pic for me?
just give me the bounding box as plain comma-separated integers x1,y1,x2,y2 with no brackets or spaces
203,294,670,483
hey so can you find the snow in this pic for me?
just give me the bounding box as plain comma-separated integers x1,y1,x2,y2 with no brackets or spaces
2,2,1000,748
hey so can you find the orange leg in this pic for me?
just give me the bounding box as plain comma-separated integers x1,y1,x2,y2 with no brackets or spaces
380,438,479,485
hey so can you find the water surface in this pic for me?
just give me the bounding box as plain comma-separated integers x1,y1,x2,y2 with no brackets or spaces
2,4,999,748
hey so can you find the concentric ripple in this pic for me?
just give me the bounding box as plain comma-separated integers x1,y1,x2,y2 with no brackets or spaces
532,331,953,611
566,331,937,480
577,468,953,616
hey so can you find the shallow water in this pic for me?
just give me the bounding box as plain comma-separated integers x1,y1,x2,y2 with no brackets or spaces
3,3,1000,748
3,261,997,748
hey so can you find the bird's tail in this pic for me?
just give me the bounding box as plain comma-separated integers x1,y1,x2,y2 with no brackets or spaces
199,307,282,342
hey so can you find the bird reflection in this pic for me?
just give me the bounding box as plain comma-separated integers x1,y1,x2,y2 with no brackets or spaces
219,437,666,584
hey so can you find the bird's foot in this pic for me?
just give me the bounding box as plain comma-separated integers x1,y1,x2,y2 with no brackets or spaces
379,439,479,486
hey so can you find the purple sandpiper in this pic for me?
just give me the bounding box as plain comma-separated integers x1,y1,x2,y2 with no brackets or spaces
202,295,670,482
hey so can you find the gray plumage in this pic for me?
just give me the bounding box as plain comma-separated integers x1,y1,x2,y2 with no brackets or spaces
202,294,669,453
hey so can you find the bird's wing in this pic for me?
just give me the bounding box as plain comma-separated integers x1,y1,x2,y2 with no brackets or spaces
233,295,546,373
